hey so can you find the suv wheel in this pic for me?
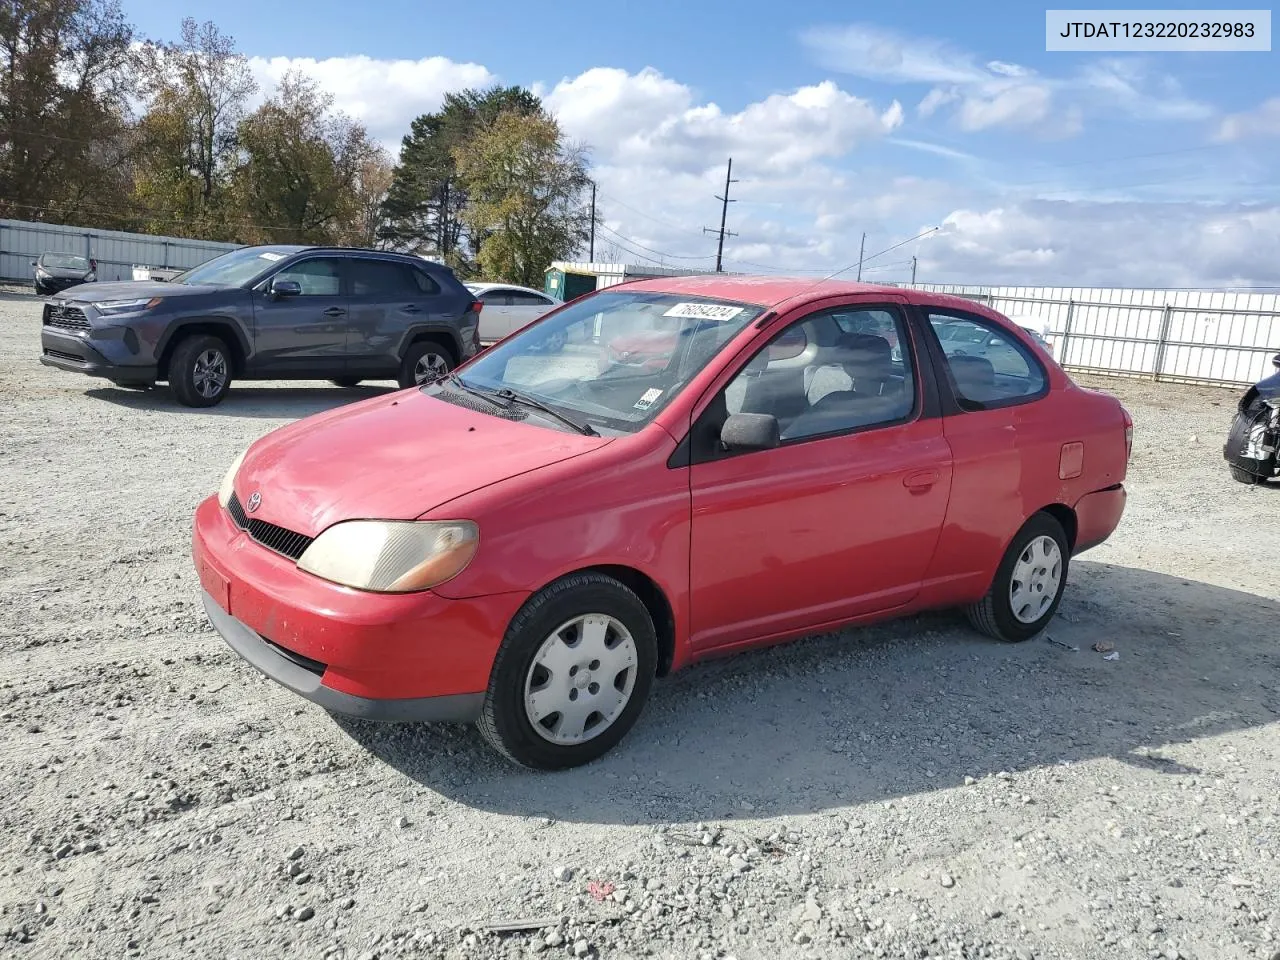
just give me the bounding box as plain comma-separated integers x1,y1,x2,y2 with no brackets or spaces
399,339,454,388
169,334,233,407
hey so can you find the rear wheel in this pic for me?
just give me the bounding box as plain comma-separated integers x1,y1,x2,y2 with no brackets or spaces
169,334,233,407
966,512,1069,642
477,573,657,770
398,339,454,388
1230,464,1267,485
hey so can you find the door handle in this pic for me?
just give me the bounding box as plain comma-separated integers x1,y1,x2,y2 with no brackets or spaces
403,304,421,314
903,469,940,491
323,307,346,317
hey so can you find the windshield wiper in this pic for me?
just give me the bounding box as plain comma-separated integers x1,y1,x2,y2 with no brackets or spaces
494,387,597,436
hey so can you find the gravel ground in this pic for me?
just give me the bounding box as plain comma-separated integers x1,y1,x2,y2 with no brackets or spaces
1,289,1278,960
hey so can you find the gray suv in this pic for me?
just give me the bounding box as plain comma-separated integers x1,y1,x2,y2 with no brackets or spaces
38,244,483,407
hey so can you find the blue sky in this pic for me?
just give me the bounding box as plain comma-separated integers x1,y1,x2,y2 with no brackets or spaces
122,0,1280,287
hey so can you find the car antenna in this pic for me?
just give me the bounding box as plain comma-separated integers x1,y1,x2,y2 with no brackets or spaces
754,226,940,324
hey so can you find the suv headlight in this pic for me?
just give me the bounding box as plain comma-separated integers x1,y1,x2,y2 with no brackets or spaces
217,449,247,508
297,520,479,593
95,297,163,315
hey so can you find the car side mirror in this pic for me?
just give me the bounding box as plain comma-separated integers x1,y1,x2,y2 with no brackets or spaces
270,278,301,299
720,412,780,452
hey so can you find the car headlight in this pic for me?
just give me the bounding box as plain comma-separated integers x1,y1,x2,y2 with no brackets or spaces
35,266,49,278
217,449,247,508
297,520,479,593
95,297,163,315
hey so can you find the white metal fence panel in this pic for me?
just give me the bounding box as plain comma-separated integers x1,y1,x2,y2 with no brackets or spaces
0,218,240,285
904,282,1280,387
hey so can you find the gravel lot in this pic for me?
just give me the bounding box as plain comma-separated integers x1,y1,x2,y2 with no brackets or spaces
1,289,1278,960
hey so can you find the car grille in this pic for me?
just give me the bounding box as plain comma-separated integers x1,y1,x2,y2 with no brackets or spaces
226,492,315,561
43,302,90,330
44,349,84,363
262,637,326,677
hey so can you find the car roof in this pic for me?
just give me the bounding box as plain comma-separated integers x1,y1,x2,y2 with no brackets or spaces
465,282,549,295
616,274,1015,323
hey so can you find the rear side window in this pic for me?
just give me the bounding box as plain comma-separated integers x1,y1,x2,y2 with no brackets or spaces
478,289,510,305
927,312,1047,407
350,259,438,297
509,290,552,306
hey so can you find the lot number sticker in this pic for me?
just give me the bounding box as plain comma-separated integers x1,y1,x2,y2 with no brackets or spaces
663,302,744,321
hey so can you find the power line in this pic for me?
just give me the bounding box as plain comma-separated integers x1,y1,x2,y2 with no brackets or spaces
596,222,714,262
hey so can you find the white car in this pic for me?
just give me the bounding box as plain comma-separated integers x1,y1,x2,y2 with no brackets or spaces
465,283,562,343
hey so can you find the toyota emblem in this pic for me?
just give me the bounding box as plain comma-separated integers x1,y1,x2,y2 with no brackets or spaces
246,492,262,513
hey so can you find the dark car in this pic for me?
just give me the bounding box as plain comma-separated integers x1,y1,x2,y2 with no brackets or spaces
39,245,483,407
33,252,96,295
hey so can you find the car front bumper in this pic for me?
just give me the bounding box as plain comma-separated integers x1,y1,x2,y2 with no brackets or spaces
191,495,529,721
39,327,157,382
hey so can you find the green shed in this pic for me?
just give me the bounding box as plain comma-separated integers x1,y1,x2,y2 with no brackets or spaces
544,267,597,302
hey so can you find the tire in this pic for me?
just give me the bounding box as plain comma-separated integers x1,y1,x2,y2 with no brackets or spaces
477,572,658,770
168,334,233,408
329,378,362,388
398,339,455,389
1229,464,1267,485
965,512,1070,643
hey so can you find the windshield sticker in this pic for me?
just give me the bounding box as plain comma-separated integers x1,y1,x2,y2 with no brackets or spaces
662,302,744,321
258,252,284,261
634,388,664,410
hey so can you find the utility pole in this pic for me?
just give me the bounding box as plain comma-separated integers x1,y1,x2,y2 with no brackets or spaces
856,232,866,281
588,181,597,263
911,256,917,284
703,158,739,272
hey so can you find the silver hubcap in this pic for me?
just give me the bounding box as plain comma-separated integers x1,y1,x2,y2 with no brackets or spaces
524,614,638,745
193,349,228,398
1009,534,1063,624
414,352,449,384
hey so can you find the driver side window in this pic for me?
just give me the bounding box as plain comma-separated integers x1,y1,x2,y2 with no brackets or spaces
722,306,915,443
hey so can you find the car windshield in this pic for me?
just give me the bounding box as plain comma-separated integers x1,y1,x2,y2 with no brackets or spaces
172,247,296,287
42,254,89,270
445,289,765,434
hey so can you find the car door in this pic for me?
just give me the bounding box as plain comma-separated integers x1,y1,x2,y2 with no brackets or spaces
249,256,349,375
506,290,557,335
914,307,1055,595
476,288,515,341
687,301,955,653
345,257,444,376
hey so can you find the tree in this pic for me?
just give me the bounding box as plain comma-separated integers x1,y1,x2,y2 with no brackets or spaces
454,109,594,287
131,18,256,239
230,71,373,245
0,0,136,226
379,85,540,268
343,144,394,247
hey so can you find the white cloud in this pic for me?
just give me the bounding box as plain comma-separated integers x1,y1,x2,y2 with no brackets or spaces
918,201,1280,287
1215,97,1280,141
247,54,496,149
800,24,1214,137
545,68,902,174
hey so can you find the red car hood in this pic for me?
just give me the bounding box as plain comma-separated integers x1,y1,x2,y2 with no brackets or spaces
234,389,611,535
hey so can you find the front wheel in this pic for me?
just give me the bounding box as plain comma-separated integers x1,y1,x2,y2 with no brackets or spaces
398,339,454,388
966,512,1069,642
477,573,657,769
168,334,233,407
